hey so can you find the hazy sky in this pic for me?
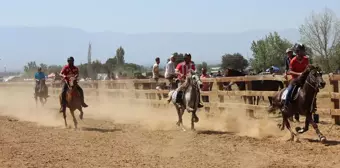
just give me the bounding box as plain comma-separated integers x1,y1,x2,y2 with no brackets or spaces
1,0,340,33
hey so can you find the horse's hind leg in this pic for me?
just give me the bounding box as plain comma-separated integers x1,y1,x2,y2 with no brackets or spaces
70,110,78,129
63,111,67,128
283,115,297,142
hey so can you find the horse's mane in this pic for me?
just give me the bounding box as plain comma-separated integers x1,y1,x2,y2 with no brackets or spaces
295,65,317,85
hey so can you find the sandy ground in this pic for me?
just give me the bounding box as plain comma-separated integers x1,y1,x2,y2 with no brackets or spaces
1,86,340,168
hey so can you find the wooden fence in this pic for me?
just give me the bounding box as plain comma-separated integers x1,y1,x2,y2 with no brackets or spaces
1,74,340,125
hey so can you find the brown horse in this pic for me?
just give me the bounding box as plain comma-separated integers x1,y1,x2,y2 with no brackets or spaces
268,65,326,142
59,77,84,129
35,79,48,106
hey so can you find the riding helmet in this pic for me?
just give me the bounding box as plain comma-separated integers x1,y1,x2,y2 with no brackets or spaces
67,56,75,62
295,43,306,51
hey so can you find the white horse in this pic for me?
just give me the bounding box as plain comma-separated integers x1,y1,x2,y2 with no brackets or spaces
168,71,202,131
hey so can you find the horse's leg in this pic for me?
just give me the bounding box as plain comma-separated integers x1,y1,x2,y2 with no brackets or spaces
63,111,67,128
283,114,297,142
191,111,198,131
308,116,326,143
176,106,186,131
70,110,78,129
256,96,260,105
78,107,84,120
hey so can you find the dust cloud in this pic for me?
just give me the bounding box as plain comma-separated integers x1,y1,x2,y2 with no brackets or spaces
0,86,285,139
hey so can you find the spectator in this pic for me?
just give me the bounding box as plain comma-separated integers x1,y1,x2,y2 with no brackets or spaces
165,55,177,89
200,68,210,102
153,57,160,82
216,70,222,77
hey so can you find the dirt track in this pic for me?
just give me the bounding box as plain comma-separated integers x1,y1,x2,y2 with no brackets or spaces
1,87,340,168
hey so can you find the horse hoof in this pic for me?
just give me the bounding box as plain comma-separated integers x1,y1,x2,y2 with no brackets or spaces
295,139,301,143
194,117,199,123
320,137,327,143
191,128,196,131
79,114,83,120
295,127,304,134
286,138,294,142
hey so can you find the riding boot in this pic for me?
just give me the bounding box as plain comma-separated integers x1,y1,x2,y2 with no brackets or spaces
78,87,88,108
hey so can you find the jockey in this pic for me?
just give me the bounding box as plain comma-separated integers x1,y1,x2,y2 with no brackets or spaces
59,56,88,112
34,67,49,97
167,53,204,108
283,44,309,112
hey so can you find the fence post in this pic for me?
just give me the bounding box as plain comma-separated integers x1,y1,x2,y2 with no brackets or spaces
329,74,340,125
245,79,255,118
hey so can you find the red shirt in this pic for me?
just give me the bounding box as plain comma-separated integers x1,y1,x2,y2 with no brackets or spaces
289,56,309,79
60,65,79,82
176,61,196,80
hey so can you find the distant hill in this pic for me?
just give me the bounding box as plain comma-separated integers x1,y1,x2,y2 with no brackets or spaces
0,26,300,71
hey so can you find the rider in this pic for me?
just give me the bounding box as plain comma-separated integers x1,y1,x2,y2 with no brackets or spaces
34,67,49,97
167,53,204,108
283,44,309,112
59,56,88,112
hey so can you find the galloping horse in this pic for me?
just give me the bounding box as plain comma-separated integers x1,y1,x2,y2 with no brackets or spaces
168,71,202,131
35,79,48,106
59,77,84,129
268,65,326,142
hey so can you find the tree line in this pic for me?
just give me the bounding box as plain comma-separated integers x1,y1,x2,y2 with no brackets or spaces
24,8,340,77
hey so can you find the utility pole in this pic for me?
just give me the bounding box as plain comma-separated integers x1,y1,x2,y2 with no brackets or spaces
87,42,93,79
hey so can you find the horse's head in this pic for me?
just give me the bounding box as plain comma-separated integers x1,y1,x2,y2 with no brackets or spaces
306,65,326,91
68,77,78,89
224,68,245,77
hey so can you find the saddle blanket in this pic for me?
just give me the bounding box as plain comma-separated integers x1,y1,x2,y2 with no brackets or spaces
281,87,300,100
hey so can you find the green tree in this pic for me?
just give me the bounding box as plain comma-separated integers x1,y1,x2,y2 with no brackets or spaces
221,53,248,71
116,46,125,65
47,65,62,74
172,52,184,67
250,32,292,72
299,8,340,72
24,61,38,76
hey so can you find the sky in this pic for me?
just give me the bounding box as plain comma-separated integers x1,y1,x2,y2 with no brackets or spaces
1,0,340,33
1,0,340,72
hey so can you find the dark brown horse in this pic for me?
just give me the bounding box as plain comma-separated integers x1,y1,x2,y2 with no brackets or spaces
224,68,284,105
35,79,48,106
268,65,326,142
59,77,84,129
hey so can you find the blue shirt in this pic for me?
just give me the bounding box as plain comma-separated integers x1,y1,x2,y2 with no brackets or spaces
34,72,46,80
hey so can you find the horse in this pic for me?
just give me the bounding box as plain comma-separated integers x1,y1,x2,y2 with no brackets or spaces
224,68,284,106
268,65,326,142
59,77,84,129
34,79,48,106
168,71,202,131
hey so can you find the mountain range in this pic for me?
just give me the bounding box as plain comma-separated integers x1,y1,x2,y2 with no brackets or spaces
0,26,300,71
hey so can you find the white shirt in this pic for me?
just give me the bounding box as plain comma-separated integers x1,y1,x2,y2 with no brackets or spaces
152,63,160,79
165,61,175,78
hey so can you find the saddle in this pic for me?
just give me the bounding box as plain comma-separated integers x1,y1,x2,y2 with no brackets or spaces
281,86,300,102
